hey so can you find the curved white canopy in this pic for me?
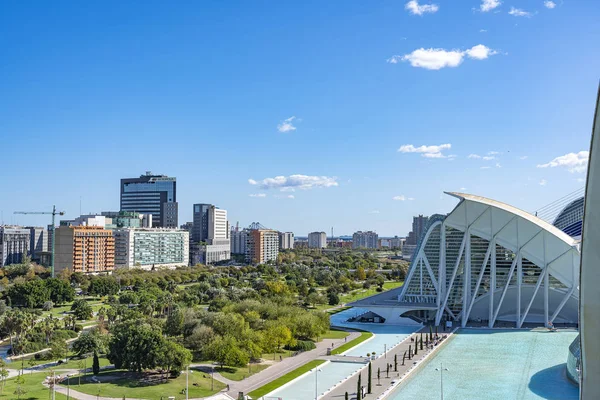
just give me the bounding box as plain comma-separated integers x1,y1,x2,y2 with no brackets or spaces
444,192,579,291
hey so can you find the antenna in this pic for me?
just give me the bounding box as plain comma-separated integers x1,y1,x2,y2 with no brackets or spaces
331,226,334,240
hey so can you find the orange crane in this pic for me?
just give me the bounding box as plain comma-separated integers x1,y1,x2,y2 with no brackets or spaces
14,205,65,277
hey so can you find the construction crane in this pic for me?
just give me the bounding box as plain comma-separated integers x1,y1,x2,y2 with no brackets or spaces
14,205,65,277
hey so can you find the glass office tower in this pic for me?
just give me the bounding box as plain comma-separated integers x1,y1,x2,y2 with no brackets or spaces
120,172,178,228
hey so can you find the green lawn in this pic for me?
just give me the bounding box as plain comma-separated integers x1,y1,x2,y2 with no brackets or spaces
64,369,225,399
41,298,106,321
213,363,270,381
330,331,373,355
52,355,112,371
326,306,351,315
0,372,69,399
247,360,326,399
319,329,350,340
338,281,404,304
261,350,293,362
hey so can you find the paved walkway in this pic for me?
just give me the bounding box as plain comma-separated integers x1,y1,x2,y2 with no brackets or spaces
322,327,453,400
226,329,360,398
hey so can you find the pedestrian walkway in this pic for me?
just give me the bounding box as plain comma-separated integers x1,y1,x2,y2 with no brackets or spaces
321,326,454,400
227,329,360,398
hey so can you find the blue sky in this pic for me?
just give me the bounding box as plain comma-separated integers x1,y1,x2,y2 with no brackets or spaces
1,0,598,236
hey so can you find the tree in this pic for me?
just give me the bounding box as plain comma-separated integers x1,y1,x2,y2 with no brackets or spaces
14,374,26,399
45,277,75,304
93,351,100,375
264,322,292,353
88,276,120,296
345,392,349,400
50,338,68,361
164,308,184,337
77,360,84,385
205,335,249,368
157,340,192,377
386,363,390,378
394,354,398,372
107,320,165,372
367,362,372,394
5,280,49,308
357,373,362,400
27,359,36,374
355,266,366,281
377,367,381,385
73,330,107,356
71,299,93,320
327,292,340,306
420,335,423,350
42,301,54,311
0,360,7,394
402,351,406,366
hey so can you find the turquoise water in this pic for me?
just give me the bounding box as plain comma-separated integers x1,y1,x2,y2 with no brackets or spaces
267,361,364,400
389,329,579,400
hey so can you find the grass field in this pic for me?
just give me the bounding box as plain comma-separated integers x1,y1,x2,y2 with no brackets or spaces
315,281,404,310
319,329,350,340
326,306,351,315
0,372,68,399
52,355,112,371
330,331,373,355
64,369,225,399
247,360,326,399
214,363,270,381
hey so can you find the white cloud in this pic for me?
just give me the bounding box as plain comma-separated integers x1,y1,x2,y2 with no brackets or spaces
488,151,501,155
480,166,491,170
480,0,501,12
460,187,467,191
393,195,414,201
544,1,556,9
465,44,498,60
398,143,451,158
368,210,381,214
287,195,295,199
480,29,488,33
539,179,547,186
509,7,532,17
495,162,502,168
520,156,528,160
447,154,457,161
482,156,495,161
405,0,439,15
277,116,297,133
468,154,482,159
249,193,267,198
393,44,497,70
577,178,585,183
537,151,589,173
248,174,338,190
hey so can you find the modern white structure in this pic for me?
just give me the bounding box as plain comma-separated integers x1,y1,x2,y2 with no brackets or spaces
0,226,30,267
308,232,327,248
279,232,294,250
350,192,580,327
113,228,189,269
352,231,378,249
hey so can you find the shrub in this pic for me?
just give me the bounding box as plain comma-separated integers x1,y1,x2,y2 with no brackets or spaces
42,301,54,311
285,340,316,352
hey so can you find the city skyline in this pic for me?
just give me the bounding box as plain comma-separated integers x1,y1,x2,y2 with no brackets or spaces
1,1,598,236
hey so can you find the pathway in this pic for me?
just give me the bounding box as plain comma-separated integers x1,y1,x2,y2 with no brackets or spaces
321,327,454,400
226,329,360,398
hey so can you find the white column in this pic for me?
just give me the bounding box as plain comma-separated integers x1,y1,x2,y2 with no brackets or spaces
516,253,522,328
543,233,549,327
489,238,496,328
462,230,471,328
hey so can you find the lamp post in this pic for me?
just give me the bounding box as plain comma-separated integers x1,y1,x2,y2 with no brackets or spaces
384,343,387,359
435,363,449,400
314,367,323,400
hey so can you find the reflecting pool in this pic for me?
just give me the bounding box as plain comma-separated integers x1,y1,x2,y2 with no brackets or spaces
389,328,579,400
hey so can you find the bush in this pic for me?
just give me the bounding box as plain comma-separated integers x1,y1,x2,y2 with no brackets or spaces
42,301,54,311
376,287,383,292
285,340,316,352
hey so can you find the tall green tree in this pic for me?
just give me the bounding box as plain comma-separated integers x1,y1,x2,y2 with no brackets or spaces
164,308,184,337
357,373,362,400
394,354,398,372
71,299,93,320
107,320,165,372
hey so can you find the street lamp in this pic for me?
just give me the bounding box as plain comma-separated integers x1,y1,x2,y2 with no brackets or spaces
384,343,387,359
313,367,323,400
435,363,449,400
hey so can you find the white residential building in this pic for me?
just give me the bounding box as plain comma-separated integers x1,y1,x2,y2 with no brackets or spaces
231,228,248,254
0,226,30,267
113,228,189,269
308,232,327,248
352,231,379,249
279,232,294,250
190,204,231,264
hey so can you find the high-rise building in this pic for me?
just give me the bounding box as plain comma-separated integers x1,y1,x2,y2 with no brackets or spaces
191,204,230,264
113,228,189,270
101,211,152,229
247,229,279,264
308,232,327,248
231,228,248,254
0,226,30,267
352,231,379,249
54,226,115,274
26,226,48,261
389,236,405,250
406,215,429,246
279,232,294,250
120,172,178,228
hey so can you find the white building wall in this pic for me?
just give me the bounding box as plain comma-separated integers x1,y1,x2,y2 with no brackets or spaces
308,232,327,248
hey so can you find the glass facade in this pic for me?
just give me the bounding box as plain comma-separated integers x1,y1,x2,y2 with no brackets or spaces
120,174,177,228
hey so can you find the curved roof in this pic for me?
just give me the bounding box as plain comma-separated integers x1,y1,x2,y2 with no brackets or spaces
444,192,579,288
